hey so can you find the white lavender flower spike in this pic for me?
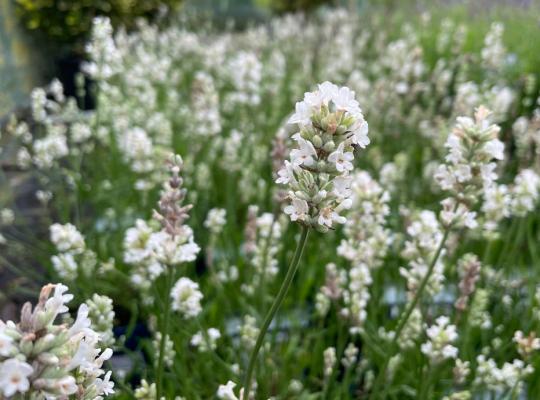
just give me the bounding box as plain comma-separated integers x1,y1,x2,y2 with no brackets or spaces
277,81,369,232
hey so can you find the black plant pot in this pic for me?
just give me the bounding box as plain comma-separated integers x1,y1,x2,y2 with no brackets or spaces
54,51,96,110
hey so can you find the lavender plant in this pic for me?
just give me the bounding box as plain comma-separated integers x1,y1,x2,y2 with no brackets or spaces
1,4,540,399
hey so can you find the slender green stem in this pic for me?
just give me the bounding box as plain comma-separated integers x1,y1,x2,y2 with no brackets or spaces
371,225,451,399
156,266,174,399
243,226,310,399
418,366,431,400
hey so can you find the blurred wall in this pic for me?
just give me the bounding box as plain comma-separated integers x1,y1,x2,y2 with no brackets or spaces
0,0,47,119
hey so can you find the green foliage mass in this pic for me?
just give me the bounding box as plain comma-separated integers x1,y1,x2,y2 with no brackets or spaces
15,0,184,48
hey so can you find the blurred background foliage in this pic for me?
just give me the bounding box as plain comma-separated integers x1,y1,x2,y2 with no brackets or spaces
11,0,540,53
2,0,539,118
255,0,337,13
15,0,185,50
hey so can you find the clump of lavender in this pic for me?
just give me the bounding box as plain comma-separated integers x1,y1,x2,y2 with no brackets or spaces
122,156,200,295
372,107,505,396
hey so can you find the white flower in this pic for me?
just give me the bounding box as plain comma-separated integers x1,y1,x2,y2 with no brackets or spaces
332,86,360,113
51,253,78,280
123,219,154,264
511,169,540,216
288,101,312,125
33,133,69,168
483,139,505,160
317,207,346,228
332,175,352,199
170,277,203,318
455,164,472,183
475,355,533,392
68,304,92,337
421,316,458,364
50,223,85,253
0,359,33,397
95,370,115,395
441,108,504,196
350,120,370,147
191,328,221,352
276,161,297,185
0,208,14,225
323,347,337,378
290,137,317,167
119,127,154,172
440,198,477,229
55,376,78,395
328,143,354,172
0,283,114,398
217,381,243,400
0,330,15,357
71,122,92,143
45,283,74,318
284,198,309,222
148,231,200,265
318,81,339,104
480,163,497,188
204,208,227,234
67,335,100,371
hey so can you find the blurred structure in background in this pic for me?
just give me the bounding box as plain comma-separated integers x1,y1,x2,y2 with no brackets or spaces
0,0,47,119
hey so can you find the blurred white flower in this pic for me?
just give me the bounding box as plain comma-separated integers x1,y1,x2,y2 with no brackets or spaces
170,277,203,318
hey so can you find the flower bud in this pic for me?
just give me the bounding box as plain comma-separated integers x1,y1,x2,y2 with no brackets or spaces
19,337,34,355
323,141,335,153
38,352,60,365
312,135,323,148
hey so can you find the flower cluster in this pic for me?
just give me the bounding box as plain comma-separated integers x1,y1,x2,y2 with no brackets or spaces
319,171,393,332
513,331,540,359
420,316,458,364
50,223,85,253
435,106,504,229
191,328,221,352
338,171,392,269
323,347,337,379
123,155,200,294
510,169,540,216
153,332,175,368
0,284,114,398
86,294,116,347
454,253,481,313
204,208,227,235
316,261,373,334
400,210,446,298
242,209,286,293
217,381,244,400
239,315,259,351
474,355,533,393
50,223,98,280
170,277,203,319
277,81,369,232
